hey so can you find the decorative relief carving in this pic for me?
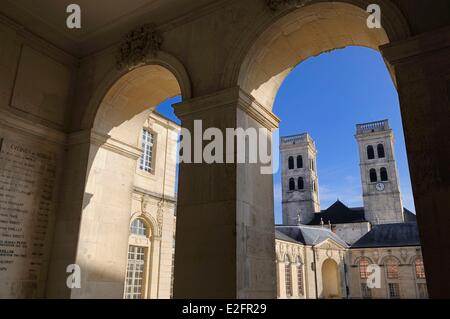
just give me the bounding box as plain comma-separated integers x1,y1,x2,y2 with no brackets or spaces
266,0,312,11
117,24,163,70
156,200,165,235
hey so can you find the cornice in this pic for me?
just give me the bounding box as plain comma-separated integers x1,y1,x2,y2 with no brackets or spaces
0,108,67,146
173,86,280,130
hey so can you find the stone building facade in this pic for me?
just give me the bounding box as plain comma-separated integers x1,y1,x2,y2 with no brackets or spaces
275,121,427,299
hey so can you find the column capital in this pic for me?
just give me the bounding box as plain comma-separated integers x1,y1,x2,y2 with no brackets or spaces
174,87,280,130
381,26,450,66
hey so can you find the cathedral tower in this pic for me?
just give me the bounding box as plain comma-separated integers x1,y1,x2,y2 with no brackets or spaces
355,120,404,225
281,133,320,225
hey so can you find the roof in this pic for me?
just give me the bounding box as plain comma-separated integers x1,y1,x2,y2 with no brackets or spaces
307,200,367,225
307,200,417,225
404,208,417,222
351,222,421,248
275,225,349,248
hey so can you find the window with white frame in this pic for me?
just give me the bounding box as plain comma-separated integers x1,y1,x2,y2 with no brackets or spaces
131,218,147,236
388,283,400,299
124,218,151,299
124,245,146,299
140,129,154,173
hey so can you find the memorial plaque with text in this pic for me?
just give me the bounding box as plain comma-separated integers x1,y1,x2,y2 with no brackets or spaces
0,136,58,298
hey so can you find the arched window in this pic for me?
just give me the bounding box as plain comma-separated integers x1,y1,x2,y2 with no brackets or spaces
298,177,304,190
380,167,388,181
288,156,294,170
289,178,295,191
125,218,151,299
369,169,377,182
386,257,399,279
359,257,370,279
296,155,303,168
367,145,375,160
296,257,304,296
415,258,426,279
284,255,292,297
377,144,385,158
130,218,147,236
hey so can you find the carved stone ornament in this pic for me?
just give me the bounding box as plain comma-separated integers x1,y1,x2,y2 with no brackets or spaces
156,200,165,234
117,24,163,70
266,0,312,11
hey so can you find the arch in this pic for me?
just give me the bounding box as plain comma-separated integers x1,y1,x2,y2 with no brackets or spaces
289,178,296,191
367,145,375,160
383,256,400,279
81,51,192,131
298,177,304,190
288,156,294,169
369,168,377,182
377,143,386,158
130,218,149,237
296,155,303,168
130,211,160,238
71,57,185,298
234,1,411,109
321,258,341,299
380,167,389,181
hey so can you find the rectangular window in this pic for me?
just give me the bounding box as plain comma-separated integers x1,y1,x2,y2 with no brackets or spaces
139,129,154,173
297,266,304,296
388,283,400,299
124,246,146,299
361,283,372,299
285,264,292,297
417,283,428,299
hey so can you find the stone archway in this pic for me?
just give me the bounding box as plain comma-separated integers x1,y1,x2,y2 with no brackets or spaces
235,1,410,110
321,259,341,299
172,0,412,299
46,57,190,298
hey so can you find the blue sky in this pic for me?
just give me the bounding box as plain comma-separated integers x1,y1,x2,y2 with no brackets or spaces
157,46,416,224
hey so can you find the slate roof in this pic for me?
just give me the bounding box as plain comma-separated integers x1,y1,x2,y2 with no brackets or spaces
307,200,366,225
307,200,417,225
351,222,421,248
275,225,349,248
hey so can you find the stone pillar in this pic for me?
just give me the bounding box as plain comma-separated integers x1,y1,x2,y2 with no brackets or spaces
173,87,279,298
381,26,450,298
148,236,162,299
46,130,139,298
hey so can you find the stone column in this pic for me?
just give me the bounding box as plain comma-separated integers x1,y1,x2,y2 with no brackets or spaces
46,129,139,298
173,87,279,298
381,26,450,298
148,236,162,299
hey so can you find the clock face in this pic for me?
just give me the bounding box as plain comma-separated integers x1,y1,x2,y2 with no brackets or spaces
376,182,385,191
